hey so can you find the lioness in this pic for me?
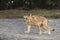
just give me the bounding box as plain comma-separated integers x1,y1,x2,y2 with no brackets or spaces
24,14,51,34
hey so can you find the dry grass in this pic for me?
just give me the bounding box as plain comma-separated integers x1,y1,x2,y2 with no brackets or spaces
0,9,60,18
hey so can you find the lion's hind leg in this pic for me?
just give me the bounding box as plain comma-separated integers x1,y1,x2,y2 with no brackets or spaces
36,23,42,35
43,22,51,34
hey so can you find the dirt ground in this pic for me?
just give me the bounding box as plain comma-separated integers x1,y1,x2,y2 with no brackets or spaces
0,18,60,40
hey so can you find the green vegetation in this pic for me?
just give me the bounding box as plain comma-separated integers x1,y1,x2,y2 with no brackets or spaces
0,9,60,18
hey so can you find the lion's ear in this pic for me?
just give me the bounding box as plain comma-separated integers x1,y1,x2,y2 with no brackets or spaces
24,15,27,18
23,15,25,18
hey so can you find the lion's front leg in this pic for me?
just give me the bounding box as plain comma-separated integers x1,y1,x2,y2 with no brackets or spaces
25,25,31,33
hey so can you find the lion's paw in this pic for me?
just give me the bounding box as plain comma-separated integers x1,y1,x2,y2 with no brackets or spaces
48,31,51,35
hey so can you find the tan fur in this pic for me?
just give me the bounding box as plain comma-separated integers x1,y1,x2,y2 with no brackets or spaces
24,14,51,34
